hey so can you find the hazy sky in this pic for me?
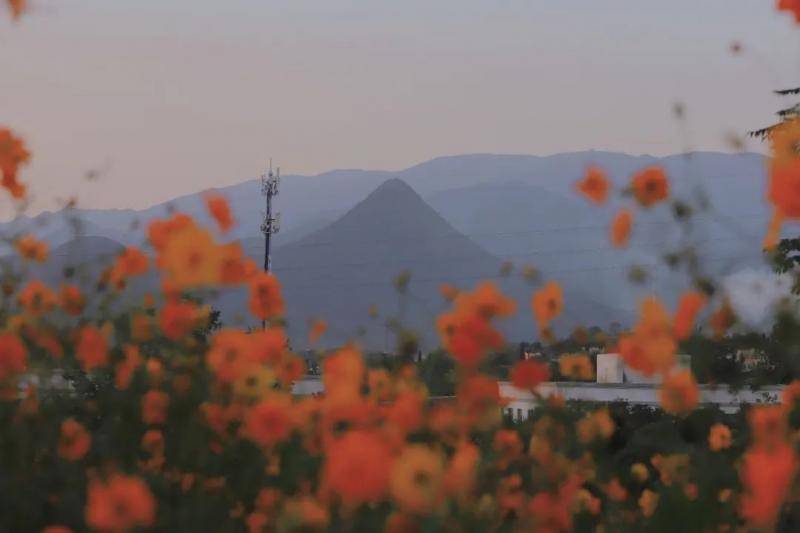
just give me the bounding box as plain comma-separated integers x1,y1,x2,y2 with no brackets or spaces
1,0,798,214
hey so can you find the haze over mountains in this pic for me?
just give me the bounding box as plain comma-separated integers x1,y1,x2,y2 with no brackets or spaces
0,151,777,349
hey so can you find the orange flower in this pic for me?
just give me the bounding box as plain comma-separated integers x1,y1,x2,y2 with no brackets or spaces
206,329,256,383
709,299,736,340
436,308,504,368
575,166,610,204
386,391,424,435
778,0,800,23
58,418,91,461
510,359,550,391
116,344,142,390
782,380,800,406
152,215,227,288
708,423,732,451
559,353,594,381
308,318,327,345
456,375,502,430
59,284,86,316
159,299,201,340
245,395,294,447
456,281,516,319
740,443,798,527
531,280,563,330
323,345,366,400
275,353,304,386
141,429,165,457
638,489,659,518
673,290,707,340
493,429,523,467
658,370,699,415
17,280,56,316
251,327,288,365
769,159,800,219
444,442,479,501
631,166,669,207
323,430,392,506
248,271,284,321
610,208,633,248
130,313,153,342
0,333,27,381
206,193,236,233
527,475,582,532
141,390,169,425
75,325,109,372
0,128,29,198
576,408,615,443
390,445,445,515
85,475,156,531
618,296,676,376
14,234,47,262
147,213,193,251
115,246,149,278
749,405,788,450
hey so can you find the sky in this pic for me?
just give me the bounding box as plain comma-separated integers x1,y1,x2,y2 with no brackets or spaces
1,0,799,215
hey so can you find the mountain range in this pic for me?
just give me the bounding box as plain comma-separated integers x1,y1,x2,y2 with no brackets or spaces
0,151,779,349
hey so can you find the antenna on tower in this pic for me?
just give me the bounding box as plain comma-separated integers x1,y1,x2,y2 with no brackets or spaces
260,159,280,273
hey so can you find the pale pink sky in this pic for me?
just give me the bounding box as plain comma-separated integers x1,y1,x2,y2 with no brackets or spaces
1,0,798,215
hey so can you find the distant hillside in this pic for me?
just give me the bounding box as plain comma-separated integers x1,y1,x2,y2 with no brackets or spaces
0,151,776,346
230,178,632,349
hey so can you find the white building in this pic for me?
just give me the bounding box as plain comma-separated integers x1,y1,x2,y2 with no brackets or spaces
502,353,783,421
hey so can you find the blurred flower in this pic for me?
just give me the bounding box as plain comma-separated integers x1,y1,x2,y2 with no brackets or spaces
638,489,659,518
17,280,56,317
207,329,256,384
245,395,294,448
206,193,236,233
59,284,86,316
14,234,47,262
575,166,610,204
631,167,669,207
75,325,109,372
159,299,202,340
659,370,699,415
323,430,392,506
510,359,550,391
531,280,563,332
0,128,29,198
559,354,594,381
673,290,707,340
618,296,676,376
740,443,797,528
444,442,479,502
390,445,445,515
576,408,615,443
708,423,732,451
249,272,284,321
141,390,169,425
308,318,327,345
778,0,800,23
610,208,633,248
58,419,90,461
85,475,156,531
0,333,27,381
